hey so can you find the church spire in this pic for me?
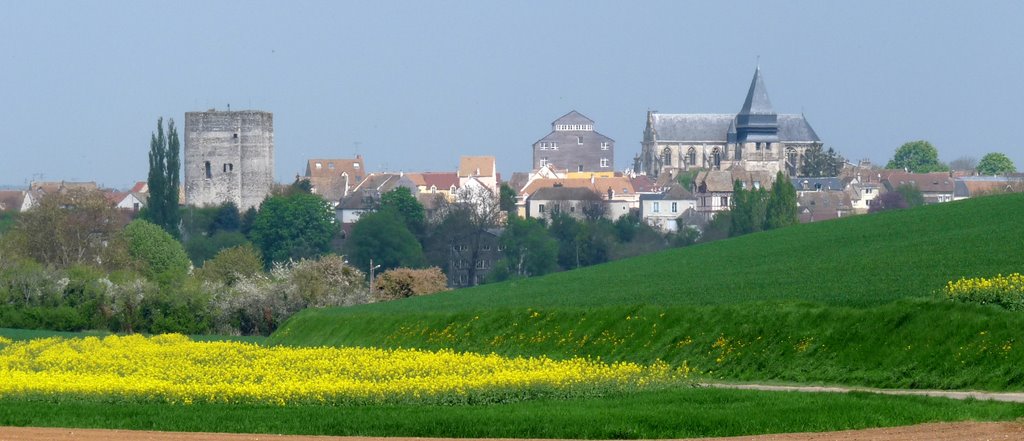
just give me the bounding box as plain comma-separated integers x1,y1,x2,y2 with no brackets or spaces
739,66,775,116
734,66,778,142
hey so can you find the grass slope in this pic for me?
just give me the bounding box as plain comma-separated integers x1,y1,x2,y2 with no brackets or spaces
2,388,1023,439
305,193,1024,313
271,194,1024,390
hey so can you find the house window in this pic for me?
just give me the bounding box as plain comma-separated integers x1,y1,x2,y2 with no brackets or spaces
577,136,584,145
601,142,610,150
459,274,468,285
653,202,660,213
539,204,545,213
753,181,761,190
482,244,491,251
578,165,584,172
865,188,873,194
539,142,547,151
671,202,678,213
551,142,558,150
539,158,549,167
570,206,575,213
600,158,609,168
497,243,506,251
721,196,729,206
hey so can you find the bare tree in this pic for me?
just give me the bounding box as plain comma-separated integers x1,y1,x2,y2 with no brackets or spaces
949,156,978,174
14,188,123,268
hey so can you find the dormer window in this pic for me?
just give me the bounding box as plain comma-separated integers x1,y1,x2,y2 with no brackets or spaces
315,162,322,170
354,163,360,169
328,162,335,170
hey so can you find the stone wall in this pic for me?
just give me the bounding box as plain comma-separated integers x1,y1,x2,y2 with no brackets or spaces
184,110,274,211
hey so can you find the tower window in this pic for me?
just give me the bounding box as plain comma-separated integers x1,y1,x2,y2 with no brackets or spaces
233,133,238,139
223,163,234,173
205,161,212,179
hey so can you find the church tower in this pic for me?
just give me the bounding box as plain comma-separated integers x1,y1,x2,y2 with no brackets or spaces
731,67,783,173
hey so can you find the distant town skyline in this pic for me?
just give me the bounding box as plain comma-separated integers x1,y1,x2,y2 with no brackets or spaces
2,1,1022,188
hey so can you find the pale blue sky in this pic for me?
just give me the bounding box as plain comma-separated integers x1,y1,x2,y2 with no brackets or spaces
2,1,1022,188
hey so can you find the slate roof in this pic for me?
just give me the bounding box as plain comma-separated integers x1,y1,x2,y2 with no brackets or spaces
796,177,845,191
507,172,530,193
650,114,820,143
552,110,595,126
739,67,775,115
640,183,694,201
530,186,600,201
798,191,854,223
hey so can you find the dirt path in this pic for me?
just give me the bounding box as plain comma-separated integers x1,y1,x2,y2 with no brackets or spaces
0,422,1022,441
701,382,1024,403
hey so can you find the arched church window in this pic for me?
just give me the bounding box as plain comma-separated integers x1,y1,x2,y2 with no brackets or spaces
662,148,672,167
687,148,697,166
712,148,722,169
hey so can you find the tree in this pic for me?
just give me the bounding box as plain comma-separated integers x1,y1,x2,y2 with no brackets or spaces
345,209,426,275
374,267,449,301
729,180,768,237
380,187,425,237
799,144,844,177
194,244,264,287
885,140,949,173
499,184,518,214
949,156,978,173
13,188,123,268
869,191,909,213
250,193,339,265
121,219,191,285
144,118,181,238
976,152,1017,176
497,216,557,279
895,183,925,208
764,172,798,230
209,202,241,234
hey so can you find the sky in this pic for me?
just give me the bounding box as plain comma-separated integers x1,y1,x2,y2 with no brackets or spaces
2,1,1022,189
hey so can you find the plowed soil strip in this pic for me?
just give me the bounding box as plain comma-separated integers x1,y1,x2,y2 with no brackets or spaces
1,422,1022,441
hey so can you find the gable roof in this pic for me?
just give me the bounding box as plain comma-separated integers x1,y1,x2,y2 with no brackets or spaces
649,113,820,143
130,181,148,193
305,158,365,179
881,172,955,193
0,190,25,212
458,156,496,178
418,172,460,191
530,186,600,201
520,177,635,198
796,177,845,191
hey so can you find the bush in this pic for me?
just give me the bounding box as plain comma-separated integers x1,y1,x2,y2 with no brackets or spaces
945,273,1024,310
194,244,264,287
374,267,449,301
122,219,191,284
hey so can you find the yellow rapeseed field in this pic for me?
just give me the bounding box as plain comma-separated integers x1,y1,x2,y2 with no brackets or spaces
945,273,1024,310
0,334,687,405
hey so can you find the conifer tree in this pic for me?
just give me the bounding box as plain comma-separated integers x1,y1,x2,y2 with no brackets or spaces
765,171,798,230
145,118,181,238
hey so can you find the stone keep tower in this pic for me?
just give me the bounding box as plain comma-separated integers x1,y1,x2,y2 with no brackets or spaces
184,110,274,212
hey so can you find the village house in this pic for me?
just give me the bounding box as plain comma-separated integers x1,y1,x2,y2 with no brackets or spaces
526,186,605,221
446,228,504,287
335,173,417,231
881,171,955,204
639,183,697,232
533,111,615,172
304,156,365,206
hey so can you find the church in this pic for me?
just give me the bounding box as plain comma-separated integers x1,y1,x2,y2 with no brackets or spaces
637,67,822,178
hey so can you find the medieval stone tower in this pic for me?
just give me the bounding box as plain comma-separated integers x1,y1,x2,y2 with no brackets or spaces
184,110,274,212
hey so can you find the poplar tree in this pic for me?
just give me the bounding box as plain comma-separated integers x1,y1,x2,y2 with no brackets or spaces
145,118,181,238
765,171,798,230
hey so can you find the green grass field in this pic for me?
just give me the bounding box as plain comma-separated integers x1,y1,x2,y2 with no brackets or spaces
2,388,1022,439
271,194,1024,390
